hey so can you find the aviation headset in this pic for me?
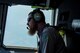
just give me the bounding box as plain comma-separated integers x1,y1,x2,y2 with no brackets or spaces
27,8,45,23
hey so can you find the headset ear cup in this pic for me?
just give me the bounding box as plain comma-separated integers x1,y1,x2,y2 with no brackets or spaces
34,13,41,22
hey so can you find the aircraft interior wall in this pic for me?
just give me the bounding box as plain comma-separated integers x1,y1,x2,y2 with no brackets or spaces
0,48,37,53
57,0,80,53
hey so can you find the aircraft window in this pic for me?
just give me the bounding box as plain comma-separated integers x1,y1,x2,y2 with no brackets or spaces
3,5,52,48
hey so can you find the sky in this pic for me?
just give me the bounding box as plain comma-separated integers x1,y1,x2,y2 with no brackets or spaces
3,5,52,48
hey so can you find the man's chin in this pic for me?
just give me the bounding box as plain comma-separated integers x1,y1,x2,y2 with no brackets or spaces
29,32,35,35
28,30,36,35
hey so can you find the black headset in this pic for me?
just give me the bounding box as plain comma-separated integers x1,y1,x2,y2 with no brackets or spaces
27,8,44,29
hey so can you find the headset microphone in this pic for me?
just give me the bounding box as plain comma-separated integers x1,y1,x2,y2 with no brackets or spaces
27,27,30,30
27,23,30,30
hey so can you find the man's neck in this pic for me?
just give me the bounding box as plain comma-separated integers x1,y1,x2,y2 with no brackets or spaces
37,22,45,32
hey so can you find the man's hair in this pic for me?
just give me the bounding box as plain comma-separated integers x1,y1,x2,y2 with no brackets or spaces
28,8,45,23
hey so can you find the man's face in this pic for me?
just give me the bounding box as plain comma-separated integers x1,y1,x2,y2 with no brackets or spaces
27,18,37,35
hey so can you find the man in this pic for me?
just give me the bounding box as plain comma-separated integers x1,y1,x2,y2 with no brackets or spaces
27,8,66,53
